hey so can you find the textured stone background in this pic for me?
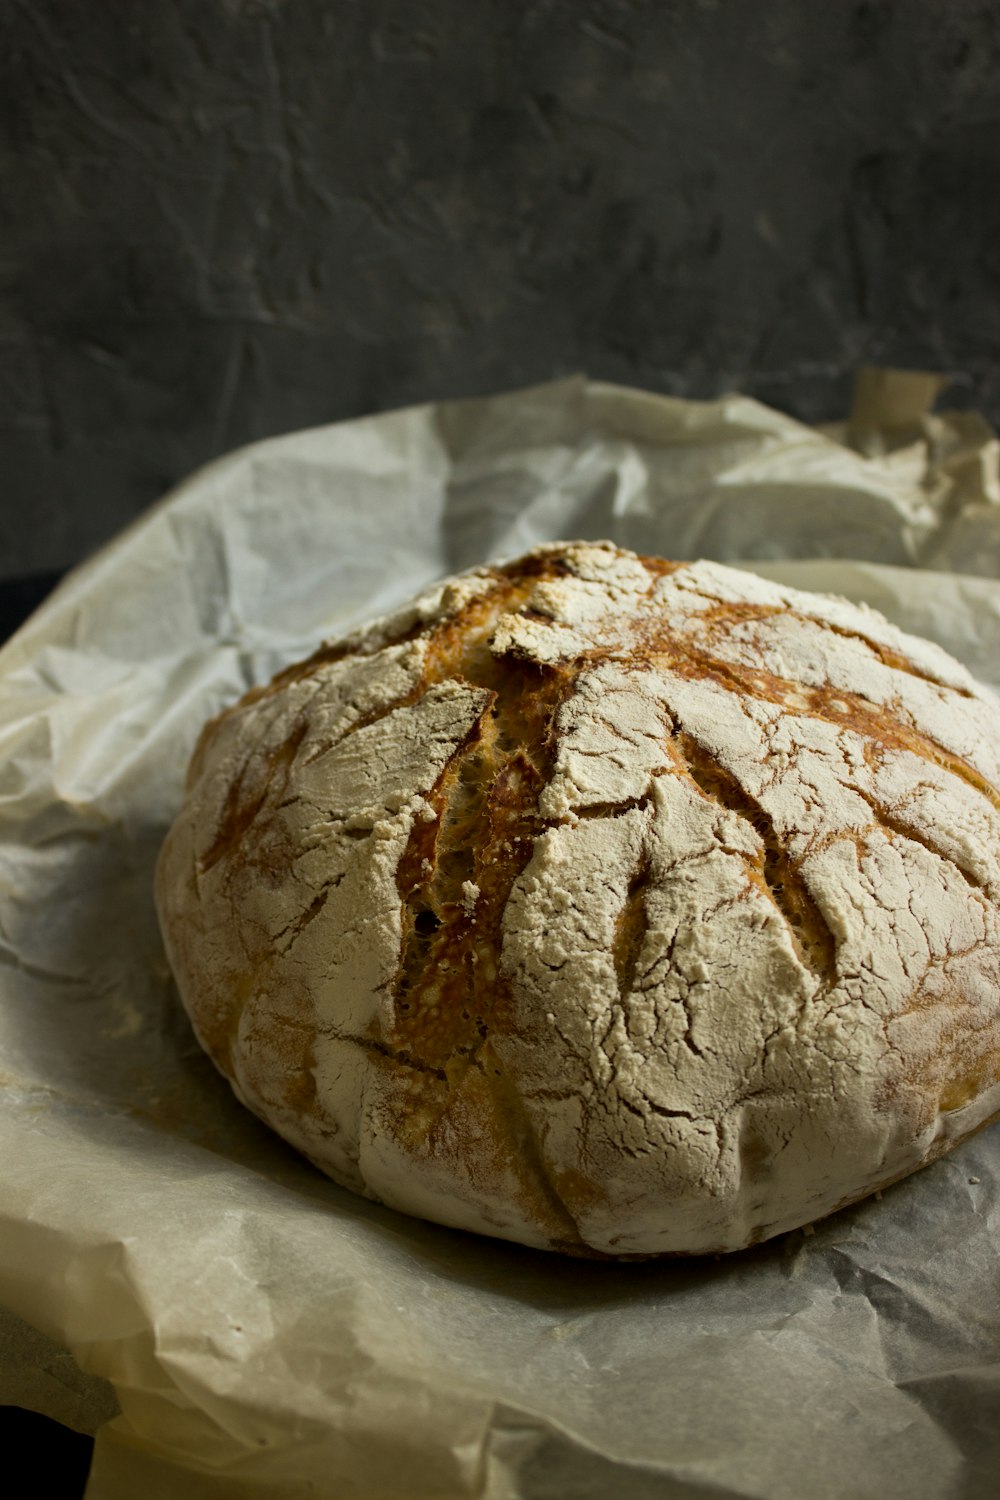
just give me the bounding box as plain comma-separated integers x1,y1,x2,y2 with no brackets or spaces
2,0,1000,578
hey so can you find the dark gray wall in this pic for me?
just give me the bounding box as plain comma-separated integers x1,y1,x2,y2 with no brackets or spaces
3,0,999,578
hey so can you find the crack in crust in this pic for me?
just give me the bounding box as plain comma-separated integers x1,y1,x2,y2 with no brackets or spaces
198,718,310,875
847,783,990,894
660,645,1000,821
690,597,977,699
672,729,838,983
375,586,581,1237
612,855,652,1000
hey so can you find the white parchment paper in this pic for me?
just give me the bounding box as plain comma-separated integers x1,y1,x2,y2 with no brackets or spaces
1,377,998,1499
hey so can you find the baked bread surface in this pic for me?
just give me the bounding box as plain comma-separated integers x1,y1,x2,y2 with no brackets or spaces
156,543,1000,1255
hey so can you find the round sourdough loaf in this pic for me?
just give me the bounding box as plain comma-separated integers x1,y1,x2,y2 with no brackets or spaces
156,543,1000,1256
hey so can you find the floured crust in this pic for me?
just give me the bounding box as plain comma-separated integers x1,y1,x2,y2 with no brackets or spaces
155,542,1000,1256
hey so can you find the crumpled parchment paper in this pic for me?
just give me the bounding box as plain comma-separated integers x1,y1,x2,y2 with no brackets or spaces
1,374,998,1500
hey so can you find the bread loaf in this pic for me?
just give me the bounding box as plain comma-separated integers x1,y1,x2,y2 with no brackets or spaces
155,542,1000,1256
